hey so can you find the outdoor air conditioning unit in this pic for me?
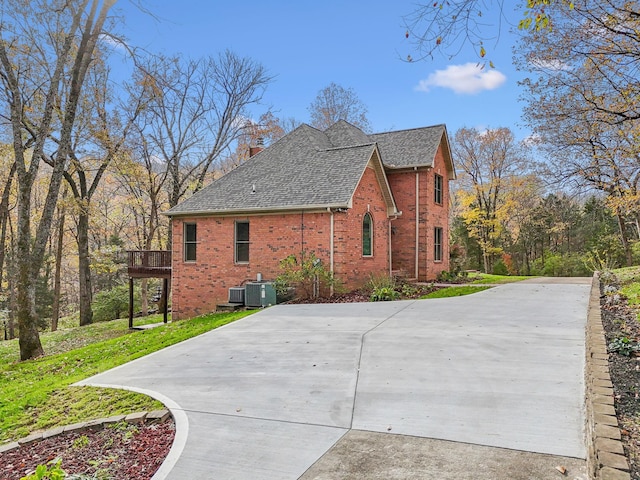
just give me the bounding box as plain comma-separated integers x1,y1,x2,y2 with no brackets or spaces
228,287,245,304
245,282,276,308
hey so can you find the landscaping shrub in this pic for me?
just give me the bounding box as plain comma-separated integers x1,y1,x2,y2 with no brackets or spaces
92,284,140,322
530,252,591,277
275,251,338,300
492,259,509,276
365,273,399,301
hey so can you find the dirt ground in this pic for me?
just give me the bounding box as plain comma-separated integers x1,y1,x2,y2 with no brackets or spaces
601,292,640,479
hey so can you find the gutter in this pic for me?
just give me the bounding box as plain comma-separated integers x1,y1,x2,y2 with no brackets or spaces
164,203,351,218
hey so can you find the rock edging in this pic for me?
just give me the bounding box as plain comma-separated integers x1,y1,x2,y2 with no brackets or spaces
586,274,630,480
0,409,171,455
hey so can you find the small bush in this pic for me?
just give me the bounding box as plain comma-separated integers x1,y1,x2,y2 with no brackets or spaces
436,269,468,283
492,260,509,276
608,336,640,357
20,458,66,480
275,251,338,300
365,274,400,302
92,284,140,322
370,286,399,302
531,253,591,277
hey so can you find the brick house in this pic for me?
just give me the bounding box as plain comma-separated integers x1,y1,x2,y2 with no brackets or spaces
166,120,455,320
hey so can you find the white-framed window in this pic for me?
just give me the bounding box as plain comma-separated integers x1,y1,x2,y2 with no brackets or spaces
434,226,443,262
363,212,373,257
184,223,197,262
434,173,443,205
235,221,249,263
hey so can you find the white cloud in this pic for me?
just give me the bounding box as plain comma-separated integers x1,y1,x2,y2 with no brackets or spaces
528,57,571,71
415,63,506,95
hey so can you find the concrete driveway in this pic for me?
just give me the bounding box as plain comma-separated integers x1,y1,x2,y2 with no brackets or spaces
78,278,591,479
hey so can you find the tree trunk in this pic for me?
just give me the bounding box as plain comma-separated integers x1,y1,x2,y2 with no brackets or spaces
51,207,65,331
16,180,44,359
616,213,633,267
77,210,93,326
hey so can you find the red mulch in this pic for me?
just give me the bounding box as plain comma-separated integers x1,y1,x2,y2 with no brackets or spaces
0,418,174,480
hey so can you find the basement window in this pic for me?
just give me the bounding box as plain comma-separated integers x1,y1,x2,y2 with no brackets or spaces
235,221,249,263
184,223,197,262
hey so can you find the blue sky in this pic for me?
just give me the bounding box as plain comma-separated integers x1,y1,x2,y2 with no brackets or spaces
114,1,530,139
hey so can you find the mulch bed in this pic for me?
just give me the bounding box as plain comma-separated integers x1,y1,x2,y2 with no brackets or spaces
601,292,640,479
0,418,175,480
284,284,440,304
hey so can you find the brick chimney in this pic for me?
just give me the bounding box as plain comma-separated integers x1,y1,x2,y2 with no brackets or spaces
249,137,264,157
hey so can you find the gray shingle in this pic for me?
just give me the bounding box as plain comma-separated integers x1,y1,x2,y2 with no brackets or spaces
167,125,376,215
166,121,448,216
370,125,446,169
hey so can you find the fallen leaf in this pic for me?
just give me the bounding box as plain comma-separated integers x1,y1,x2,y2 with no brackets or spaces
555,465,567,475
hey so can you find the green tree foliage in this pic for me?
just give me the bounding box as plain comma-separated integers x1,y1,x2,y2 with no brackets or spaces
92,284,140,323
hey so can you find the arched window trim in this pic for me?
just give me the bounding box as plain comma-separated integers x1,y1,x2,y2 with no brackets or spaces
363,212,373,257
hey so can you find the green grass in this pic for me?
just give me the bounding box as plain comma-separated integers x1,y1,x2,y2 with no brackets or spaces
0,313,173,365
466,273,534,285
612,266,640,307
0,310,253,443
421,285,492,299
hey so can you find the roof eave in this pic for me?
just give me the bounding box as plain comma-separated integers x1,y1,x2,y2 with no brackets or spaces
383,163,434,171
164,203,352,217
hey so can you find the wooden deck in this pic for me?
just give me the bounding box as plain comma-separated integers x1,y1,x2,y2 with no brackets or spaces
127,250,171,278
127,250,171,329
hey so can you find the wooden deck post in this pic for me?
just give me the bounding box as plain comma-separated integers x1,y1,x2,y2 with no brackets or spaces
129,278,134,329
163,278,169,324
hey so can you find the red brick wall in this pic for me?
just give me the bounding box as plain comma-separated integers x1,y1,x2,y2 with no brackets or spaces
171,165,392,320
387,142,451,281
425,143,451,279
333,165,390,288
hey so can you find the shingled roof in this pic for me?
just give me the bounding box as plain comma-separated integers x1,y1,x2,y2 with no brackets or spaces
166,120,453,217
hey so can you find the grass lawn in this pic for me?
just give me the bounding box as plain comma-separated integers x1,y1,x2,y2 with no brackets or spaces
421,285,492,299
466,273,535,284
0,310,253,444
612,266,640,312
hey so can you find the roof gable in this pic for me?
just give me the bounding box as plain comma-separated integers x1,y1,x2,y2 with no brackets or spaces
325,120,371,147
166,130,391,216
167,121,452,217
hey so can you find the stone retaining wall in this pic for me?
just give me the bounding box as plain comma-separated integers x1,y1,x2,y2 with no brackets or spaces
586,273,630,480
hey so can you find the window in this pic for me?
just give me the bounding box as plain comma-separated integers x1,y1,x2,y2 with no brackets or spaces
434,227,443,262
184,223,197,261
434,173,443,205
362,213,373,257
235,221,249,263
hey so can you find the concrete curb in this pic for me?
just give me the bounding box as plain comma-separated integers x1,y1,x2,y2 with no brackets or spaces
586,273,630,480
0,409,172,455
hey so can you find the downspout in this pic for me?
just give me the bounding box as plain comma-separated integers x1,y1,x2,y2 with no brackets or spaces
328,208,335,296
389,214,399,277
415,167,419,280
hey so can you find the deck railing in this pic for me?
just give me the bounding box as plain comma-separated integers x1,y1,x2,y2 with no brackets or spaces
127,250,172,278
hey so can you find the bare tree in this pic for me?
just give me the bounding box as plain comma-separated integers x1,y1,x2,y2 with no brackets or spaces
308,82,371,132
402,1,574,63
518,1,640,126
133,51,272,213
0,0,117,360
59,54,144,327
